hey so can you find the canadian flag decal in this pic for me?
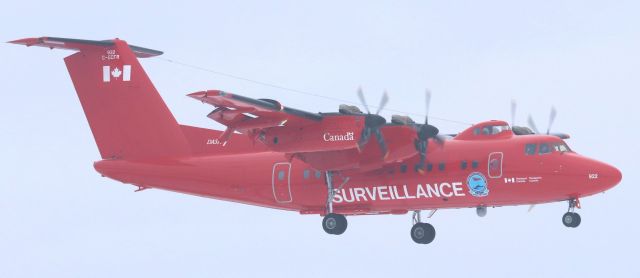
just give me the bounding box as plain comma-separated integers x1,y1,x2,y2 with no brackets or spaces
103,65,131,82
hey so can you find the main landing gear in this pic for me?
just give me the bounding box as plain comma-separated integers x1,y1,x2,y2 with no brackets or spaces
562,198,581,228
410,210,436,244
323,213,347,235
322,171,349,235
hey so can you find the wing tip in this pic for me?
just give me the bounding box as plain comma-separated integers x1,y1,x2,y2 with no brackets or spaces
188,90,225,99
187,91,207,99
7,37,41,45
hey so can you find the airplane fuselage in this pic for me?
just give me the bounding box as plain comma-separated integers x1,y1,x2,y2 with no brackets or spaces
94,134,620,216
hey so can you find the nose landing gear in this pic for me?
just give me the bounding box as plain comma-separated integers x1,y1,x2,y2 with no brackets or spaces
562,198,581,228
410,210,436,244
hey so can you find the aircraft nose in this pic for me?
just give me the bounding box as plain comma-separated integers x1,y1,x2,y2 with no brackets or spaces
605,163,622,187
594,161,622,190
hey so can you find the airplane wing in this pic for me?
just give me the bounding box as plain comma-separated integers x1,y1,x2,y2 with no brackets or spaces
188,90,425,173
188,90,323,142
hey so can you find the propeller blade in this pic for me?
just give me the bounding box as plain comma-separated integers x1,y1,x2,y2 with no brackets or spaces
357,127,371,151
511,99,517,126
373,128,388,158
375,91,389,115
433,135,446,146
414,138,427,173
546,106,557,135
527,115,540,134
425,89,432,124
357,87,371,114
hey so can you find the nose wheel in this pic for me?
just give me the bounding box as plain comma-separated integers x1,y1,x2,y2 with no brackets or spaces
410,211,436,244
562,198,581,228
562,212,581,228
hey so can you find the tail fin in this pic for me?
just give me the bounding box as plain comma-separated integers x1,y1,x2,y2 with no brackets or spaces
10,37,191,160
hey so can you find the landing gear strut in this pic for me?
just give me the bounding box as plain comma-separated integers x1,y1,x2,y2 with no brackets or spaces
322,171,348,235
410,211,436,244
562,198,581,228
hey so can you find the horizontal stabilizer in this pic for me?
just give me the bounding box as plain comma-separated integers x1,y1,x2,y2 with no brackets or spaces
9,37,163,58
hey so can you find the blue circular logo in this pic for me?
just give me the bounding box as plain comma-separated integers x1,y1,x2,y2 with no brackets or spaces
467,172,489,197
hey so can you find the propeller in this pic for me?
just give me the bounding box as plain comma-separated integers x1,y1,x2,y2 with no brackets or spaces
546,107,557,135
527,114,540,134
414,90,445,173
527,106,556,135
511,99,517,127
356,87,389,157
526,106,568,139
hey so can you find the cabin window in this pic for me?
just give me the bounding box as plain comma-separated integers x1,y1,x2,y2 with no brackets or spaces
472,160,479,169
303,169,310,179
473,128,481,135
438,163,445,171
461,160,468,170
400,164,408,173
488,152,504,178
315,171,322,179
525,144,537,155
427,163,433,172
539,143,552,155
278,170,285,180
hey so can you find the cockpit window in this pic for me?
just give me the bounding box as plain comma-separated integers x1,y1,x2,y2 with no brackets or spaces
539,143,552,155
525,143,537,155
553,142,572,153
481,125,510,135
527,141,572,156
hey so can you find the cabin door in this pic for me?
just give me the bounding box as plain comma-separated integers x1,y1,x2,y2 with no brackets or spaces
488,152,503,178
272,162,293,203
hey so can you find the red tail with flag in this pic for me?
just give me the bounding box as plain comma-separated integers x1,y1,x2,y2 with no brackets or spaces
10,37,191,160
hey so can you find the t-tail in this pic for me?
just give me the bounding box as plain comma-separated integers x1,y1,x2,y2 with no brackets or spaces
9,37,192,160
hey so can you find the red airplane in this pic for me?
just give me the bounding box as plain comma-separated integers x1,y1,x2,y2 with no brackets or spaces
10,37,622,244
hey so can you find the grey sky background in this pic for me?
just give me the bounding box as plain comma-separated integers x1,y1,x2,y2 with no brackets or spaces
1,1,638,277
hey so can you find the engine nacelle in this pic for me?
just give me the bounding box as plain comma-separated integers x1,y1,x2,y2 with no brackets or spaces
260,115,365,153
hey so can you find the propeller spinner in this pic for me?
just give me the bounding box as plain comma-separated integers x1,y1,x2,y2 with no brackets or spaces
356,88,389,157
414,90,445,173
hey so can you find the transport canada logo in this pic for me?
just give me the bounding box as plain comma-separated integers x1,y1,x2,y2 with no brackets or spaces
467,172,489,197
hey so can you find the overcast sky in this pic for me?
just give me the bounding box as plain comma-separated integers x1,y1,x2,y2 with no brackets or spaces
1,1,638,277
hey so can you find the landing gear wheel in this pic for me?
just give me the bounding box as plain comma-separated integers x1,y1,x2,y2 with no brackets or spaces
562,212,581,228
571,213,581,228
410,223,436,244
323,213,347,235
